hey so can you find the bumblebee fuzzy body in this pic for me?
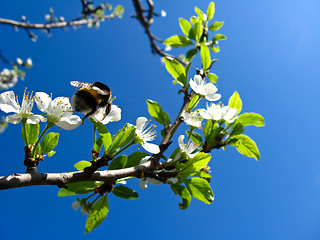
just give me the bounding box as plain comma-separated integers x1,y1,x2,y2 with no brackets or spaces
70,81,112,122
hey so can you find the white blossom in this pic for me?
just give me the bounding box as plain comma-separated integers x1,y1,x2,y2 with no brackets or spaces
178,135,199,158
91,105,121,125
0,90,45,124
0,68,18,90
25,58,33,68
139,156,162,189
181,110,203,129
164,45,172,52
34,92,81,130
189,75,221,101
160,10,167,17
199,103,238,123
16,58,23,65
135,117,160,154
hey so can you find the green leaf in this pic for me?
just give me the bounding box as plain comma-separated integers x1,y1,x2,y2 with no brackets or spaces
108,155,127,170
203,120,223,144
184,178,214,204
112,185,139,199
194,21,203,41
229,123,244,137
212,34,227,42
179,18,195,39
186,48,198,62
24,124,39,144
190,16,197,26
237,113,265,127
85,194,109,234
195,7,205,21
163,35,193,48
58,182,99,196
228,91,242,114
112,5,124,18
207,73,218,83
93,136,103,153
209,21,224,31
228,134,260,160
179,152,211,175
107,124,135,154
206,2,215,20
147,99,166,125
47,151,55,157
200,44,211,70
101,132,112,154
126,152,149,168
170,183,191,210
163,112,171,125
90,119,109,134
211,45,220,53
40,132,59,154
188,94,201,110
186,130,203,146
164,57,187,86
74,160,92,171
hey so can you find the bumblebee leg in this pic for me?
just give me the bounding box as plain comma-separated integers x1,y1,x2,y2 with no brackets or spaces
82,109,96,123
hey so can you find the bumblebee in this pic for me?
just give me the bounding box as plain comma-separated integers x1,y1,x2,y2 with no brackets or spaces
70,81,112,122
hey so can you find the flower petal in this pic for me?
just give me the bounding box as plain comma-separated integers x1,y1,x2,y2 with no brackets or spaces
142,142,160,154
0,91,20,113
136,117,148,132
139,179,148,189
6,114,22,124
56,115,82,130
34,92,52,113
26,115,47,124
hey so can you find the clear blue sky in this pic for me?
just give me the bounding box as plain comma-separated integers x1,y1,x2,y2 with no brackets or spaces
0,0,319,239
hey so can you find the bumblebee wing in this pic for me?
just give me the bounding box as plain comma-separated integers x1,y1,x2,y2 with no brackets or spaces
92,86,111,96
70,81,92,89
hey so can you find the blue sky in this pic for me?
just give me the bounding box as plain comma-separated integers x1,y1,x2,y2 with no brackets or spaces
0,0,320,239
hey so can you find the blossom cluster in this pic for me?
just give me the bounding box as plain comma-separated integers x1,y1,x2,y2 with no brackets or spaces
182,74,238,129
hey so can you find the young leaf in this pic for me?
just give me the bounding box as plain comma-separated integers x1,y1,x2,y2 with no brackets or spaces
112,185,139,199
186,48,198,62
108,155,127,170
207,73,218,83
179,18,195,39
89,118,109,134
194,21,203,41
237,113,265,127
200,44,211,70
126,152,149,168
147,99,165,125
74,160,92,171
93,136,103,153
179,152,211,176
186,130,203,146
85,194,109,234
101,132,112,154
209,21,224,31
58,182,99,196
163,35,193,48
229,123,244,137
228,91,242,114
228,134,260,160
40,132,59,154
212,34,227,42
107,124,135,154
170,183,191,210
184,178,214,204
164,57,187,86
206,2,215,20
47,151,55,157
195,7,205,21
23,123,39,145
188,94,201,110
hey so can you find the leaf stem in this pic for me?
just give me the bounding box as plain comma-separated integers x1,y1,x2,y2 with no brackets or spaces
32,124,51,157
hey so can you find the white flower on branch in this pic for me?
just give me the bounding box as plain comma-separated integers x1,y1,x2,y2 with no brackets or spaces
181,110,203,129
135,117,160,154
91,105,121,125
189,75,221,101
0,68,18,90
178,135,199,158
139,157,162,189
0,90,45,124
199,103,238,123
34,92,82,130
